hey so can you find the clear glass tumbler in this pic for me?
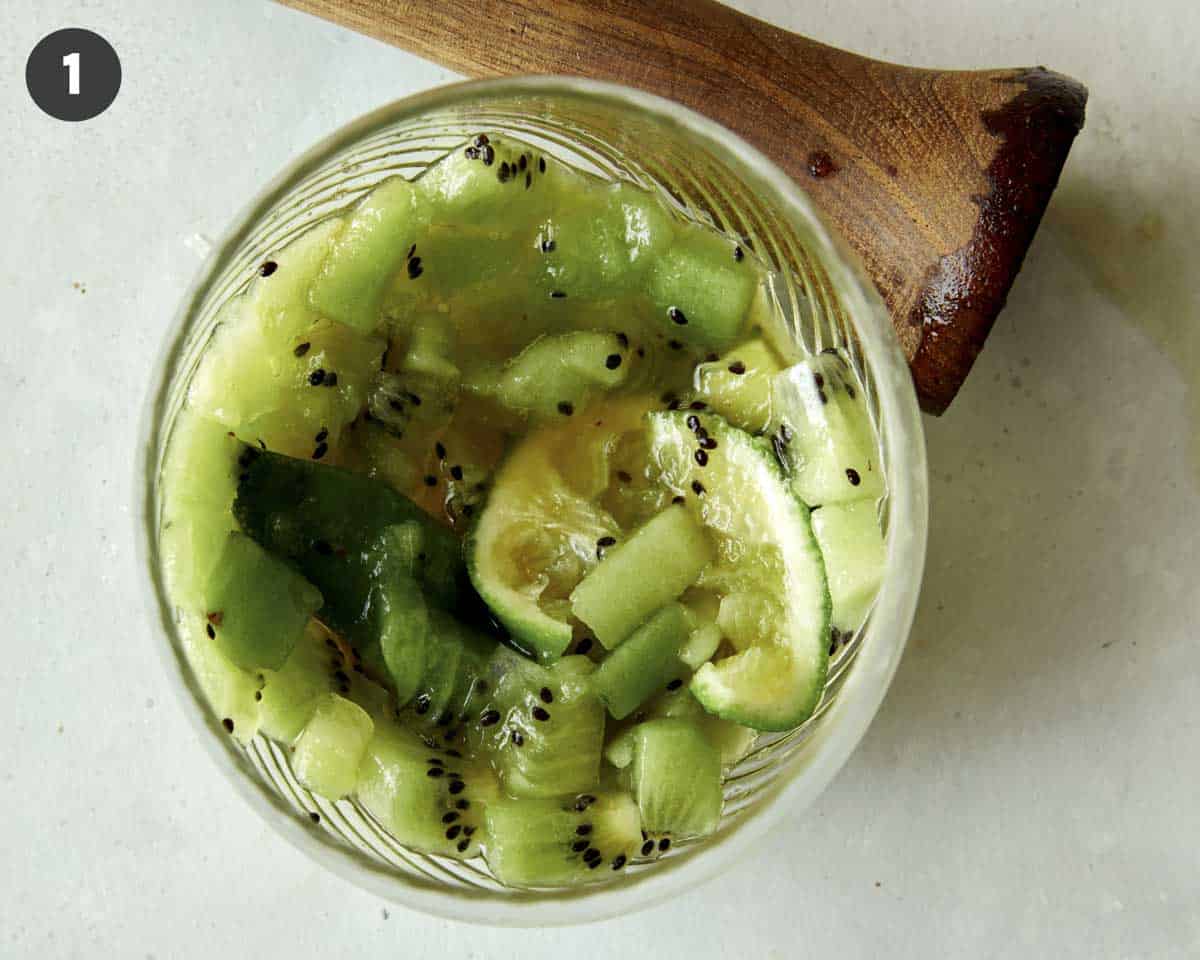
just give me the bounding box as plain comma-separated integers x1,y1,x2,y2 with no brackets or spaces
138,77,928,926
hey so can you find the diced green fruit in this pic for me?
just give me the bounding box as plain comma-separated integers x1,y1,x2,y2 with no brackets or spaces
401,313,461,381
648,225,757,349
356,721,495,859
367,368,458,441
678,621,722,670
533,181,675,299
475,655,605,798
648,411,830,730
771,353,884,506
179,611,262,744
308,176,423,333
187,219,386,458
375,571,429,706
468,417,623,661
811,501,885,632
591,603,691,719
292,693,375,799
479,331,630,418
571,505,713,649
629,719,723,838
483,791,642,886
203,532,322,670
695,339,781,432
410,609,494,724
258,621,347,743
603,728,637,769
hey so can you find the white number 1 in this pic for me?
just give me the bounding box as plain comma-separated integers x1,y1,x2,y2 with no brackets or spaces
62,51,80,95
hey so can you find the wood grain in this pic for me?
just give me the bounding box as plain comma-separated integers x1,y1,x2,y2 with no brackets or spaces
278,0,1086,413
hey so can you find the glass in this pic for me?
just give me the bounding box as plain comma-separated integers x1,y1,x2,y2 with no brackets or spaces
137,77,927,926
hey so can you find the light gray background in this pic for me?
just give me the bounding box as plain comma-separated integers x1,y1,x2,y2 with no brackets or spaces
2,1,1196,956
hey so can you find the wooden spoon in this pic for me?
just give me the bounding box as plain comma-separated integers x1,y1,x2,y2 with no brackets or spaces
277,0,1086,413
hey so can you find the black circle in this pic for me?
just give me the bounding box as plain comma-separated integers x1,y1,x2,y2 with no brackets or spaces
26,29,121,122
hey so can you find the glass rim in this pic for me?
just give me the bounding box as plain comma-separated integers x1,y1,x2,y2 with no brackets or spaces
135,75,928,926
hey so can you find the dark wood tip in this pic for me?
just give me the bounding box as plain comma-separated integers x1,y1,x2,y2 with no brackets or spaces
908,68,1088,414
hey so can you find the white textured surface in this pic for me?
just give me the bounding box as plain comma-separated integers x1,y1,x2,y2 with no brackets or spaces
2,1,1197,956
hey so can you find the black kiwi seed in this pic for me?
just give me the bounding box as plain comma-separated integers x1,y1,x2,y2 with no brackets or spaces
457,839,470,853
518,154,527,171
574,637,594,655
406,243,417,260
525,172,532,189
689,400,708,411
733,245,744,262
686,414,700,431
446,747,464,757
456,799,470,811
691,480,706,496
659,838,671,852
259,260,278,277
605,353,622,370
435,441,446,460
813,372,825,389
728,361,747,375
532,706,551,722
448,780,466,795
668,306,687,325
641,840,655,857
407,257,424,279
479,710,501,727
557,401,574,416
672,495,686,505
445,825,462,840
442,812,459,824
845,468,862,486
616,332,629,348
427,767,445,778
308,368,326,386
293,341,311,357
415,694,431,715
254,690,262,701
481,144,495,165
550,290,567,299
205,623,216,640
428,757,444,766
309,812,321,824
666,678,683,691
314,427,328,443
465,146,478,160
701,437,717,450
424,475,438,487
616,470,632,484
498,161,511,182
694,449,708,466
818,389,828,404
312,442,328,461
538,156,546,173
668,339,683,350
473,133,489,147
612,854,627,870
510,730,524,746
846,383,857,399
450,464,464,481
540,237,556,253
539,687,554,704
576,824,592,836
572,839,590,853
463,826,475,837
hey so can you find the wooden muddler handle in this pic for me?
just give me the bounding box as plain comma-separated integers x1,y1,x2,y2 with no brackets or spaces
278,0,1086,413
